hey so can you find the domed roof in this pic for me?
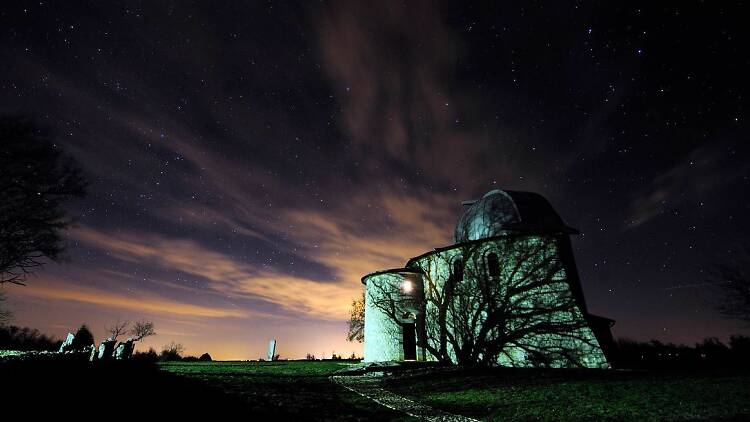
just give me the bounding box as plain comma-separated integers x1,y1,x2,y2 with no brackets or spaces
454,189,577,242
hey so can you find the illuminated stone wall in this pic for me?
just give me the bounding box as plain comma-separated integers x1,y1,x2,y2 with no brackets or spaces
410,247,458,363
362,272,405,362
409,235,609,368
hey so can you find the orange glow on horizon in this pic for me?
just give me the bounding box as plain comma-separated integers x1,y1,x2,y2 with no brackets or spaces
4,188,455,360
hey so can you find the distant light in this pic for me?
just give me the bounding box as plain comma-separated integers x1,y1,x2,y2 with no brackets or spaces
402,280,413,293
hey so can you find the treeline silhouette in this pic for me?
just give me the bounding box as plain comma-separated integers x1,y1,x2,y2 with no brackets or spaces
131,344,212,362
0,325,62,351
4,322,747,370
614,336,750,369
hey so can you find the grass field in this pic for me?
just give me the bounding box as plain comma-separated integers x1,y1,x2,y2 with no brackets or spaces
2,358,748,420
0,358,408,420
159,361,750,421
158,360,412,420
383,367,750,421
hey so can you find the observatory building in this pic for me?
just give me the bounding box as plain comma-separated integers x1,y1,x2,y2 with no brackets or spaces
361,189,615,367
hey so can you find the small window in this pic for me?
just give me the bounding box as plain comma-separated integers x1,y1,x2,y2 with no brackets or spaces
451,257,464,282
486,252,500,278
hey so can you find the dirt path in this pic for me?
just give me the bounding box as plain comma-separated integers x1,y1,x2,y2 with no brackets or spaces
332,374,480,422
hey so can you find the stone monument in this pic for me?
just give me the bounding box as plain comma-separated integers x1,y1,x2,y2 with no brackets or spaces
89,344,98,361
267,339,276,361
58,332,75,352
114,338,135,360
97,338,116,360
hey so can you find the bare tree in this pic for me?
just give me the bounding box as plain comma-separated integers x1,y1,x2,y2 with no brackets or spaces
130,320,156,341
105,319,129,340
0,117,86,285
710,248,750,323
367,236,602,367
346,292,365,343
161,342,184,361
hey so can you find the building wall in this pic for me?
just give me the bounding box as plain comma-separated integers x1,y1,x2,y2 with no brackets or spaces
363,273,406,362
408,234,609,368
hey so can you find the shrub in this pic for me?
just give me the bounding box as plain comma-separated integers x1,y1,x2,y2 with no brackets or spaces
132,347,159,363
70,324,95,350
614,336,750,369
0,325,61,351
160,342,184,361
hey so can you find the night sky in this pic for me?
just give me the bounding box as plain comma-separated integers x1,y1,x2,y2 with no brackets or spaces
1,1,747,359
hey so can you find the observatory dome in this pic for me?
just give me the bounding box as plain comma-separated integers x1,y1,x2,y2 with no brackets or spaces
454,189,577,243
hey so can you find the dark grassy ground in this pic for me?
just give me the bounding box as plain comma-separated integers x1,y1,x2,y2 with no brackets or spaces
382,367,750,421
0,358,408,420
3,358,748,420
158,360,412,420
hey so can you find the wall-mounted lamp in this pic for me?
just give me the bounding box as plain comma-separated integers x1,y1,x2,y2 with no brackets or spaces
402,280,414,294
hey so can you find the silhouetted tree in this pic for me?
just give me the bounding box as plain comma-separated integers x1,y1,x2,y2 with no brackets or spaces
710,248,750,323
0,117,86,285
160,342,185,361
729,335,750,354
130,320,156,341
105,319,129,340
613,336,750,369
132,347,159,363
346,292,364,343
696,337,731,361
0,325,61,351
198,353,212,361
70,324,95,349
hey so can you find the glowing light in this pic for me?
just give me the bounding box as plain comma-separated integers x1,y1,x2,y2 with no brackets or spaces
402,280,413,293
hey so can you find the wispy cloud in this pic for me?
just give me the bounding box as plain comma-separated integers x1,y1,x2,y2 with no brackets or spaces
14,277,249,319
69,185,457,322
627,141,748,228
316,1,542,188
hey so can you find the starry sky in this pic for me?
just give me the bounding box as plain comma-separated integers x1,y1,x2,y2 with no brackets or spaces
1,1,748,360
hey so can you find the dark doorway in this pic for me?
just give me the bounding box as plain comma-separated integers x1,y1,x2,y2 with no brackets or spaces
402,322,416,360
